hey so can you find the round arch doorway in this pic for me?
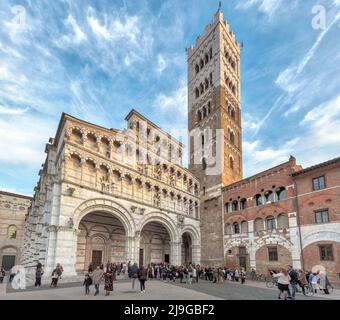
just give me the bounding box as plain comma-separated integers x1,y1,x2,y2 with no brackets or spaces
76,211,126,273
139,221,171,266
181,232,192,265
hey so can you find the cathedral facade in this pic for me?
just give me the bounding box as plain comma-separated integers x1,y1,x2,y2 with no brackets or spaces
21,110,201,276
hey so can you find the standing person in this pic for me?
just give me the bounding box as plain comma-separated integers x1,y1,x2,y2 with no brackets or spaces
83,273,92,295
138,265,147,293
240,268,246,284
0,266,5,283
104,267,114,296
297,270,308,295
129,263,139,290
288,266,298,300
272,269,291,300
234,268,239,282
192,266,198,283
310,273,318,293
93,266,104,296
319,272,330,294
35,266,43,288
251,268,256,281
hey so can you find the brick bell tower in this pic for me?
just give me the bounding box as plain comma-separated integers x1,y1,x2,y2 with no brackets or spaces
188,6,243,266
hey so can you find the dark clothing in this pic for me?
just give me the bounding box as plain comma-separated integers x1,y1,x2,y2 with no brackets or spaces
129,265,139,278
83,277,92,294
104,272,113,292
140,279,146,291
138,267,148,281
35,269,43,287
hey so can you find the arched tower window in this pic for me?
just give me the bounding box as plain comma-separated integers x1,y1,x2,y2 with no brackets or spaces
7,225,17,239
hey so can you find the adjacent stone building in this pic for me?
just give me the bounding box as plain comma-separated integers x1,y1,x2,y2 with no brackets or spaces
0,191,31,270
292,157,340,285
223,156,340,285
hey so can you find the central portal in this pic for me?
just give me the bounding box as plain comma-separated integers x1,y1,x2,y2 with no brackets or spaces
140,221,171,266
76,211,126,273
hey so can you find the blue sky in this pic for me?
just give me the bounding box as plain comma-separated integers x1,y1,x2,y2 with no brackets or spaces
1,0,340,195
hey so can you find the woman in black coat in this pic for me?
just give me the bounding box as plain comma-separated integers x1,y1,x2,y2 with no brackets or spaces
138,266,148,293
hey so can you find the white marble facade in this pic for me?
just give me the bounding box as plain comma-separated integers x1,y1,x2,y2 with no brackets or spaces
21,111,201,277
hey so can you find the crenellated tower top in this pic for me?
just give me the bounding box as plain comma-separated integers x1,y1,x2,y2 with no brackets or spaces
187,6,240,59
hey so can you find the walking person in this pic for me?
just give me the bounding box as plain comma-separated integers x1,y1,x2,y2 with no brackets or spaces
93,266,104,296
129,262,139,290
272,269,291,300
240,268,246,284
138,265,148,293
319,272,330,294
50,263,63,288
104,267,114,296
83,273,92,295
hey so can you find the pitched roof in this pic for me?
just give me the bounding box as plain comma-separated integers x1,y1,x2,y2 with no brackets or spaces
291,156,340,177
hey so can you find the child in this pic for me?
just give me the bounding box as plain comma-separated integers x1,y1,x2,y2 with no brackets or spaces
83,273,92,295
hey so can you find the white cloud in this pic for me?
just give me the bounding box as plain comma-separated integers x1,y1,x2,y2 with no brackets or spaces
155,84,187,117
243,138,299,176
87,16,110,39
0,113,54,166
64,14,87,44
236,0,284,17
300,95,340,146
0,105,28,115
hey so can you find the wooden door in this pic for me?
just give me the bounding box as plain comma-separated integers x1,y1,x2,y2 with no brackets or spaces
92,250,102,268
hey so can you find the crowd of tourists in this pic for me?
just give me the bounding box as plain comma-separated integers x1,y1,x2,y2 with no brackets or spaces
78,262,249,296
2,260,333,299
268,266,332,300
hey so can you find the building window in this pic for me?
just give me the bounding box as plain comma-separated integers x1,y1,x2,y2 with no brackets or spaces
265,190,274,203
239,246,247,255
225,202,232,213
268,247,278,261
195,88,199,98
254,194,263,206
276,187,286,201
229,157,234,170
209,72,213,86
315,209,329,224
232,200,238,211
254,218,264,232
7,225,17,239
266,216,276,230
240,198,247,210
195,64,199,74
233,222,240,234
319,245,334,261
313,176,325,191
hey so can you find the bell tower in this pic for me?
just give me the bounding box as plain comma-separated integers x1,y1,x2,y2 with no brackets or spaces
188,7,243,265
